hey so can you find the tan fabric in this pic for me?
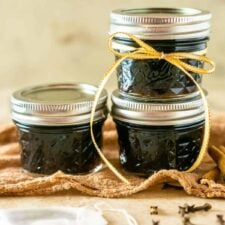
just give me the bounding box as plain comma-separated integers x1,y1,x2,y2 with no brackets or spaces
0,114,225,198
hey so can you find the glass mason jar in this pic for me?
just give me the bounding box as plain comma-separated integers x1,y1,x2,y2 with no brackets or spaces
111,90,205,175
11,83,108,175
110,8,211,99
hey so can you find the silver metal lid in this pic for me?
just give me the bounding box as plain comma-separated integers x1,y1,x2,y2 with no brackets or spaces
111,90,204,126
11,83,108,126
110,8,211,40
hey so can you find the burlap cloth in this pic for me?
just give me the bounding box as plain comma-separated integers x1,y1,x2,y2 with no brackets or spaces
0,114,225,198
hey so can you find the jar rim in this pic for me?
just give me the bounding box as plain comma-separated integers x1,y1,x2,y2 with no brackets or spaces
111,90,205,126
11,83,108,126
110,7,211,40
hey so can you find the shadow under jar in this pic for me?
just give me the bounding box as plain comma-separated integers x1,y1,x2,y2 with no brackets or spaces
11,83,108,175
111,90,205,176
110,8,211,99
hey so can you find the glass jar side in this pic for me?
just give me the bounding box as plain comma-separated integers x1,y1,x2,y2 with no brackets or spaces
15,120,105,175
114,37,208,98
114,119,204,176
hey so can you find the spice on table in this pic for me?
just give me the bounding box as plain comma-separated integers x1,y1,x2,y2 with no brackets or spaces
178,203,212,216
183,216,196,225
150,206,158,215
152,220,160,225
208,146,225,175
217,215,225,225
179,206,187,217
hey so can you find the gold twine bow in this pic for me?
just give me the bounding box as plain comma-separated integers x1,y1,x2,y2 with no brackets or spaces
90,32,216,185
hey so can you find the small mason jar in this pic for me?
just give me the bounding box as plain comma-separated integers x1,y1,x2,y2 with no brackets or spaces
11,83,108,175
111,90,205,175
110,8,211,99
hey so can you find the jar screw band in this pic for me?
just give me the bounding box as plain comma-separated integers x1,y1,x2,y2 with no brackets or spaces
90,32,216,184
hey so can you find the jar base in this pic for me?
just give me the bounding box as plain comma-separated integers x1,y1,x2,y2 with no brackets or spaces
21,162,104,176
120,166,156,178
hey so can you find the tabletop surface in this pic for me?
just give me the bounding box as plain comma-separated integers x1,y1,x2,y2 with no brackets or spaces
0,186,224,225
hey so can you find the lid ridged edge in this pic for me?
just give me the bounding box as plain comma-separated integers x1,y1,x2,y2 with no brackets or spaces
111,8,211,25
111,90,203,112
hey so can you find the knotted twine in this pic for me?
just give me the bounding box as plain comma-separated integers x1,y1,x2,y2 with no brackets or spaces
90,32,216,184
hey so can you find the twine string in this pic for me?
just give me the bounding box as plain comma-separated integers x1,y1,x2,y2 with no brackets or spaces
90,32,216,184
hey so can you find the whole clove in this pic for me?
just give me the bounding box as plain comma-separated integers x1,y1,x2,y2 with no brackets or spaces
178,203,212,216
183,216,196,225
179,206,186,217
217,214,225,225
150,206,158,215
152,220,160,225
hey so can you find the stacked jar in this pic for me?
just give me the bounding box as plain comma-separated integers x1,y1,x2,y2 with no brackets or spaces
109,8,212,176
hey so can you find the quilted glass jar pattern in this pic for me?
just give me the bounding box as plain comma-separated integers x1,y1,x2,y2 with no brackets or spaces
111,90,205,175
11,83,108,174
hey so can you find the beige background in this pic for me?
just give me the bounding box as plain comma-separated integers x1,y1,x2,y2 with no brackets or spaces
0,0,225,123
